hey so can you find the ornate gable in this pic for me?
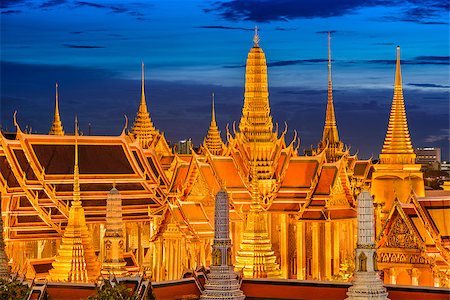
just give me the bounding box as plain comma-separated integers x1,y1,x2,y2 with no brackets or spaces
384,214,420,249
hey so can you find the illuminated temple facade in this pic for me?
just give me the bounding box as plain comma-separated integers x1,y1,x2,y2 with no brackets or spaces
0,30,448,288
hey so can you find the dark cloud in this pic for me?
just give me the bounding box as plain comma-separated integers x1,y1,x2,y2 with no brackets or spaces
40,0,66,9
1,61,449,160
368,56,450,65
196,25,253,31
315,30,338,34
63,44,105,49
224,58,329,68
0,0,27,9
1,9,21,14
204,0,448,24
275,27,296,31
74,1,146,19
407,83,450,88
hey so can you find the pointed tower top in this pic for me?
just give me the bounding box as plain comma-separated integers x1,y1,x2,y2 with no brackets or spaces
380,46,415,163
318,31,344,162
211,92,216,125
49,82,65,136
395,46,402,88
131,62,156,148
73,116,81,207
253,26,260,47
203,92,224,155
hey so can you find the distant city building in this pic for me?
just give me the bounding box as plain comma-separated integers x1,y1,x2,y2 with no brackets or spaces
415,147,441,166
441,161,450,173
176,138,193,154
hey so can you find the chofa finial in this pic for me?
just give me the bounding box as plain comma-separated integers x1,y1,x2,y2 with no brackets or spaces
253,26,260,47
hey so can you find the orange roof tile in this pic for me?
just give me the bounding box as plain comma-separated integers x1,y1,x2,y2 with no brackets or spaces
315,166,338,195
281,159,319,188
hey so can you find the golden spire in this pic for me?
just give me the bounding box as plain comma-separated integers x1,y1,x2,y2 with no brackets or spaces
131,62,156,148
239,28,275,145
318,32,344,162
203,92,225,155
48,117,100,283
234,139,281,278
380,46,415,164
49,83,65,136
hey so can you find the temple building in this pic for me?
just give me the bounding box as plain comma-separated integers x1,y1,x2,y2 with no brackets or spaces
0,31,448,289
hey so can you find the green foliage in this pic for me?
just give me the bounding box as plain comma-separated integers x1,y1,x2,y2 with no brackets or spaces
88,279,138,300
0,276,30,300
332,255,355,282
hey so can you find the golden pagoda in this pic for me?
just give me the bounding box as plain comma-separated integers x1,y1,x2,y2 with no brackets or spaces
234,146,281,278
236,26,278,180
101,185,127,276
131,62,157,148
203,93,225,155
48,119,100,282
371,46,424,222
317,32,345,162
49,83,64,136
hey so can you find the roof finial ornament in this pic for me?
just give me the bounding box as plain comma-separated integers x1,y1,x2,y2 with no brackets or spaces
253,26,260,47
328,32,332,84
211,92,216,124
395,45,402,88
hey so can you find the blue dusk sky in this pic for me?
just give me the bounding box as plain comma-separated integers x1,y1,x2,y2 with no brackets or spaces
1,0,449,159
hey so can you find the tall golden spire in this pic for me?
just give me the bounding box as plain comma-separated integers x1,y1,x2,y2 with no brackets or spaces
234,139,281,278
131,62,156,148
203,92,225,155
48,117,100,282
49,83,65,136
380,46,415,164
371,46,424,220
238,27,275,145
318,32,344,162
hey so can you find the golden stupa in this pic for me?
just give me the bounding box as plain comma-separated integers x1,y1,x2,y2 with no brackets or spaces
48,119,100,282
48,83,64,136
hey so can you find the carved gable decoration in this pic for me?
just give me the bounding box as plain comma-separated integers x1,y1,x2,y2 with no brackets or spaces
385,214,420,249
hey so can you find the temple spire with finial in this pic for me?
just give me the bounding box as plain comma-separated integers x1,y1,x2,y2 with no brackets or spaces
238,27,277,179
234,136,281,278
203,92,225,155
48,117,100,283
49,83,65,136
253,26,260,47
380,46,415,164
131,62,156,148
318,31,344,162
